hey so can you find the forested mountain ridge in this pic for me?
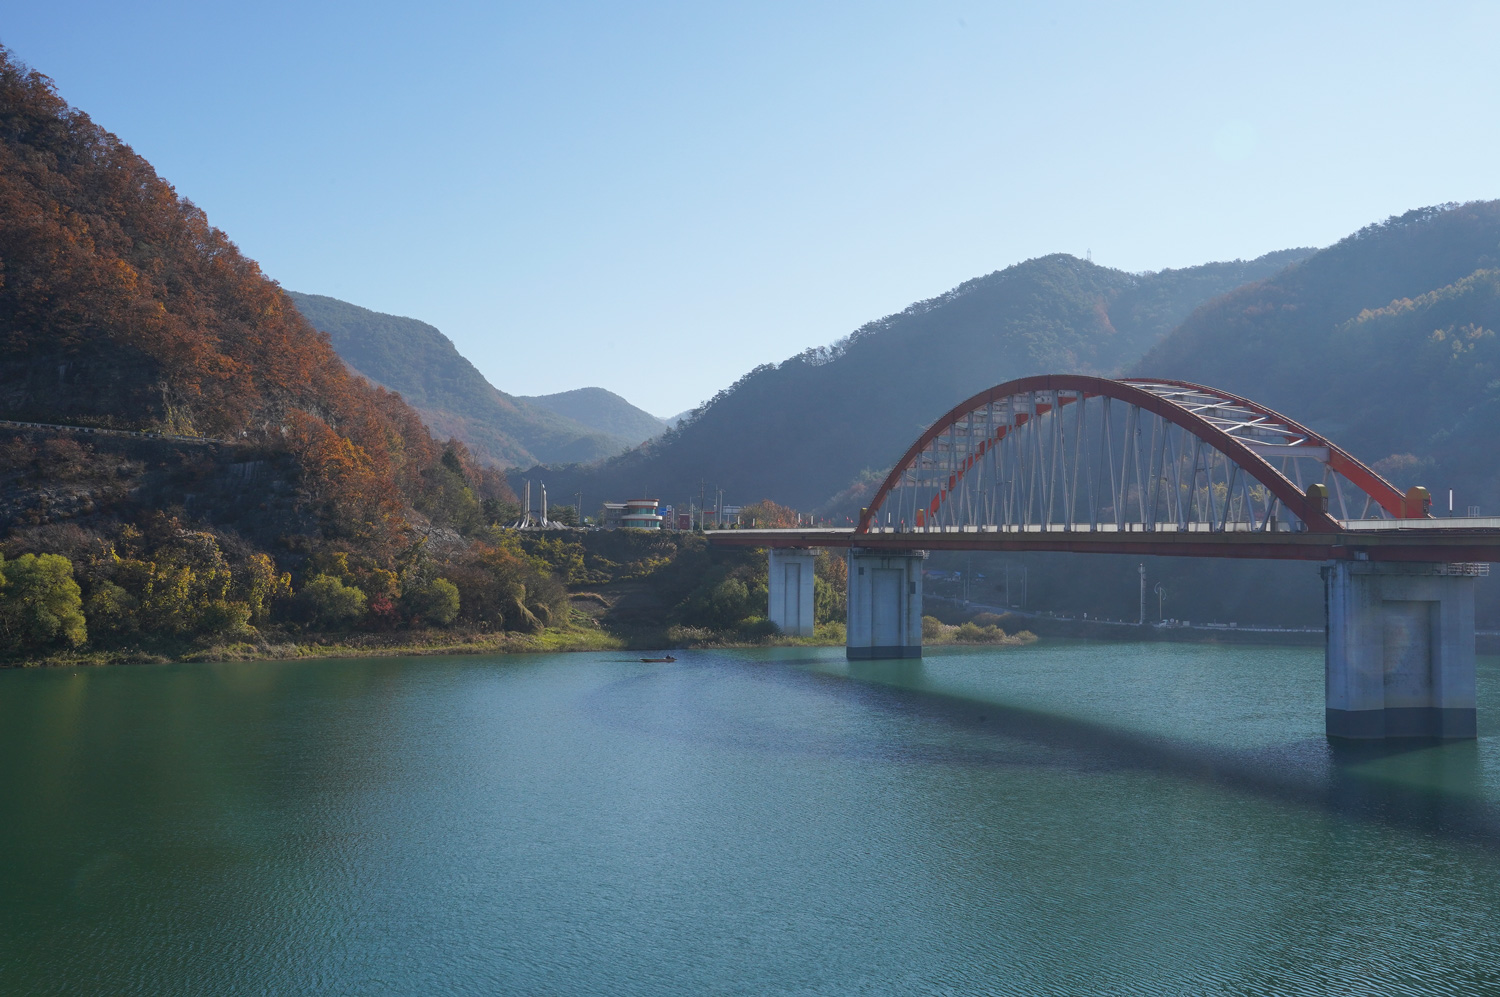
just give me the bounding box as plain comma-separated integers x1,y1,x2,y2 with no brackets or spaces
288,292,634,467
0,50,504,550
518,387,667,446
1139,200,1500,512
527,249,1313,511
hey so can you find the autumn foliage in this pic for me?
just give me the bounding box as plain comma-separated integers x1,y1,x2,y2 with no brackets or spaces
0,47,509,538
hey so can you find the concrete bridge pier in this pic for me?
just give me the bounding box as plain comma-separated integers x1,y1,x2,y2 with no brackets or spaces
1323,561,1477,739
846,548,925,660
768,548,817,637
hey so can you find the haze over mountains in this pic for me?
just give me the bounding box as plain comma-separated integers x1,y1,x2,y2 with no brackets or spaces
516,387,668,447
527,250,1315,512
288,293,665,467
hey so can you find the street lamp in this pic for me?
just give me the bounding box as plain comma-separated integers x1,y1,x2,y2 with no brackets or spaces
1154,582,1165,623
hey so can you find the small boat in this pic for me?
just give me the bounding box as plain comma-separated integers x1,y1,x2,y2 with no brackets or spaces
640,655,677,663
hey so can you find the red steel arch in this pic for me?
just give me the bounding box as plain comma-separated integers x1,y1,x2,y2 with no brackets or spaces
855,375,1410,536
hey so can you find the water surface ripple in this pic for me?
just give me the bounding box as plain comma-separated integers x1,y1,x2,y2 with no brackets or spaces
2,642,1498,995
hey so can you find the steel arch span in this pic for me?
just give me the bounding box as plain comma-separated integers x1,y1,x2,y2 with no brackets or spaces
855,375,1417,538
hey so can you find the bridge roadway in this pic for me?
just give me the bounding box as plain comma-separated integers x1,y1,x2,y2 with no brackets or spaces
707,521,1500,563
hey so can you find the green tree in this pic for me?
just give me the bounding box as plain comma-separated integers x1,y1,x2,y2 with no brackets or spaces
302,574,367,627
97,530,237,637
199,601,254,637
814,551,847,624
237,553,293,624
482,497,521,525
0,553,87,651
676,576,758,630
404,577,461,626
84,580,139,641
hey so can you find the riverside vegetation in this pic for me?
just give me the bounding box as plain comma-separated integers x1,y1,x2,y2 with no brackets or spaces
0,496,863,666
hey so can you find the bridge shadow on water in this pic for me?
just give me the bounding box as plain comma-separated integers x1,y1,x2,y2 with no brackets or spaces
590,653,1500,854
833,658,1500,852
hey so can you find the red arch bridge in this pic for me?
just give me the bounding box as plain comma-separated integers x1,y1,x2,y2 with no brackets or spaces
709,375,1500,741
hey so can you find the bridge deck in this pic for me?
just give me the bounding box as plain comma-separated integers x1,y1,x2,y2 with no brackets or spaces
706,525,1500,562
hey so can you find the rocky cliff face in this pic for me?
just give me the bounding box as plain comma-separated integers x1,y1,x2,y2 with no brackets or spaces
0,427,318,558
0,352,167,431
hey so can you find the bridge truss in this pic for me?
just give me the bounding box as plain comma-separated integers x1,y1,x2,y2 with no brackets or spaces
856,375,1413,537
711,375,1498,561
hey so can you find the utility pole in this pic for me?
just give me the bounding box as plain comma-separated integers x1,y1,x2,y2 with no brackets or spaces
1138,563,1146,626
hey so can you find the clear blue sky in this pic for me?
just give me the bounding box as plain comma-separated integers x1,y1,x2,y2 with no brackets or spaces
6,2,1499,415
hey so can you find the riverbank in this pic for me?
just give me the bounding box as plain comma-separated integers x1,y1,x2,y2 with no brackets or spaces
0,617,853,669
2,617,1047,668
0,624,621,669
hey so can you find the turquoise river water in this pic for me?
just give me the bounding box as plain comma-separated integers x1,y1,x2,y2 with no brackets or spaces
2,642,1500,995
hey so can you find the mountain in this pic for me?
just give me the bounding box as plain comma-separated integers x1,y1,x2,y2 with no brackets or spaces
287,292,634,467
526,249,1313,512
518,387,667,446
956,201,1500,634
0,49,512,554
1139,201,1500,512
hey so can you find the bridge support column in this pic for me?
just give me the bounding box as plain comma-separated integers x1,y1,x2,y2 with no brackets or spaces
846,548,925,660
1323,561,1477,739
768,548,817,637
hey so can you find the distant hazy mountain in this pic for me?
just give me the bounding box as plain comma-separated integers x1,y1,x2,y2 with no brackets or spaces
526,249,1312,510
518,387,667,446
1139,200,1500,511
288,292,633,467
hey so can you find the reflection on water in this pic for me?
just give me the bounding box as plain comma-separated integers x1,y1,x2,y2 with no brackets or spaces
1,643,1498,996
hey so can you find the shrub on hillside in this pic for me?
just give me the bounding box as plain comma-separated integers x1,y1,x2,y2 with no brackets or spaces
405,577,461,626
198,600,253,637
736,617,780,641
436,535,568,633
302,575,367,627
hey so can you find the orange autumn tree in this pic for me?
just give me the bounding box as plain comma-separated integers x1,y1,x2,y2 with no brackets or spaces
739,499,802,528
